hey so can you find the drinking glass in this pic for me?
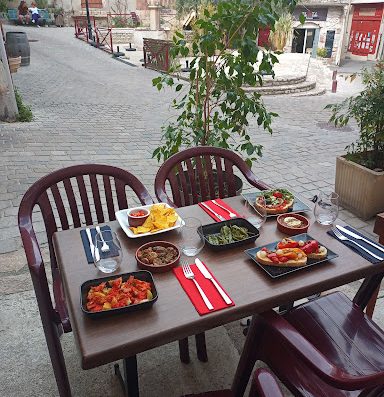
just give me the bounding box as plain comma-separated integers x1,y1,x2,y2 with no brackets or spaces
243,195,267,229
179,217,205,257
94,231,122,273
314,191,339,225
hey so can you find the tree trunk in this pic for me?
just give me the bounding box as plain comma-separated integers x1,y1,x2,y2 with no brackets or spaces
0,27,19,122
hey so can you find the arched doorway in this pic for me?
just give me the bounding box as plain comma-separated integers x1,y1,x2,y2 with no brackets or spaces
292,22,320,57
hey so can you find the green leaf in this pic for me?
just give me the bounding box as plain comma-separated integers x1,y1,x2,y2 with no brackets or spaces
299,13,306,25
176,84,183,92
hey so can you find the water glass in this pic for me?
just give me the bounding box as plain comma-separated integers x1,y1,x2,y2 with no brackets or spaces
179,217,205,257
314,191,339,225
243,195,267,229
94,231,122,273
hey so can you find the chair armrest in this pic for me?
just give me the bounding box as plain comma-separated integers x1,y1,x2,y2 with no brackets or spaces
233,159,271,191
261,310,384,390
250,368,284,397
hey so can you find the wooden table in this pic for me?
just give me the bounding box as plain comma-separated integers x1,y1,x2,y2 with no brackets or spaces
53,197,384,397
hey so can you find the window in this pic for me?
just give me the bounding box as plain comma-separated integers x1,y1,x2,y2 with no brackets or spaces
81,0,103,9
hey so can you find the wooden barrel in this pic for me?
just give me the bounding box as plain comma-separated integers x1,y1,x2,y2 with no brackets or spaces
5,32,30,66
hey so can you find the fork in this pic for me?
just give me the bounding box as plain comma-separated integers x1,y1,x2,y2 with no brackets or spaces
332,228,384,261
200,202,226,221
96,226,110,253
211,199,237,218
181,260,214,310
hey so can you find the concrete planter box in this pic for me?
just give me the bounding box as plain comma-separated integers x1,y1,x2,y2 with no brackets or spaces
335,156,384,220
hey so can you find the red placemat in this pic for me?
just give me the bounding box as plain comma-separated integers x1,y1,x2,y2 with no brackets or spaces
173,263,235,315
198,199,242,222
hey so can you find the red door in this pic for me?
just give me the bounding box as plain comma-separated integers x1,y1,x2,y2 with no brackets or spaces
348,4,383,56
258,27,270,47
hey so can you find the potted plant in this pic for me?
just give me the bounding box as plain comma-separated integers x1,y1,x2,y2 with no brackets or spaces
269,13,293,52
326,61,384,219
152,0,301,169
316,47,328,64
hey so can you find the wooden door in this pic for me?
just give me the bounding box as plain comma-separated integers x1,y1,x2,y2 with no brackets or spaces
349,19,381,56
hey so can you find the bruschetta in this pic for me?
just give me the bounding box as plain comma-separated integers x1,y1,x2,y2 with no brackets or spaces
277,238,327,260
256,247,307,267
255,189,294,215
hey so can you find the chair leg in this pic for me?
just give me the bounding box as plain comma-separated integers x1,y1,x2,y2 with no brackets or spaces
178,338,190,363
231,315,265,397
195,332,208,362
366,285,380,318
44,323,72,397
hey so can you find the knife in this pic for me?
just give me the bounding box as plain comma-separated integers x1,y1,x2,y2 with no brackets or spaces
336,225,384,253
200,202,226,221
195,258,232,304
85,228,100,262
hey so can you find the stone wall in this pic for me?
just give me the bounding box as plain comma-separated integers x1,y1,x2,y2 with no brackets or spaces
289,5,346,63
318,6,345,61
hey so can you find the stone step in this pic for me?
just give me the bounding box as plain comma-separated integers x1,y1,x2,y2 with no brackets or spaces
291,86,327,97
244,78,316,95
256,74,306,87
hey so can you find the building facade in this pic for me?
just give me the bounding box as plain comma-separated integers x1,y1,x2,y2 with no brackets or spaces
291,0,384,63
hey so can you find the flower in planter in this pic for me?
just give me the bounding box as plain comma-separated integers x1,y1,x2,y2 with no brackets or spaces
152,0,301,166
326,61,384,172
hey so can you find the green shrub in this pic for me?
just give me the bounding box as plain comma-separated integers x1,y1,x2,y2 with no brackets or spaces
15,89,33,122
36,0,48,9
316,47,327,58
0,0,7,13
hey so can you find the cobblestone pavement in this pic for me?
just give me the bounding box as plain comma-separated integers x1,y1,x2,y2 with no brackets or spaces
1,25,383,397
0,26,380,286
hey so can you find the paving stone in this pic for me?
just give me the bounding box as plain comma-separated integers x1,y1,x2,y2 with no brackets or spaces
0,250,27,273
0,273,33,295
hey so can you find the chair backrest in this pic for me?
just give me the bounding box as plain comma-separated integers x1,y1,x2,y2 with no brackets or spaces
38,9,50,20
19,164,153,273
8,9,17,20
19,164,153,330
154,146,269,207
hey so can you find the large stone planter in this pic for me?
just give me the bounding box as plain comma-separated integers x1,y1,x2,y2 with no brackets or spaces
335,156,384,220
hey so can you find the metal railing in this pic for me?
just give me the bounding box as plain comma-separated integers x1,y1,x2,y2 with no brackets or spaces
143,38,173,72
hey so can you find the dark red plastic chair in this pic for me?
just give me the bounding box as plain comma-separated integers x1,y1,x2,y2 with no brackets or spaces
154,146,270,208
18,164,154,397
232,272,384,397
182,368,284,397
155,146,270,363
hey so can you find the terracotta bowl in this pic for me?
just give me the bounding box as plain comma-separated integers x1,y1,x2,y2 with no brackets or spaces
276,213,310,236
127,208,150,227
135,241,180,273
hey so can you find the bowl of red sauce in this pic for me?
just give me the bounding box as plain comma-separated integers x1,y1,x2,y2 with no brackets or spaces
128,208,150,227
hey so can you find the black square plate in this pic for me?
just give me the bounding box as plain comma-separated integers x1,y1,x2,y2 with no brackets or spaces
199,218,260,251
81,270,158,318
244,233,338,278
242,190,311,218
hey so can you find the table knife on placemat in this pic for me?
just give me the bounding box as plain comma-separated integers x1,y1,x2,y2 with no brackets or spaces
85,228,100,262
195,258,232,304
200,202,226,221
336,225,384,253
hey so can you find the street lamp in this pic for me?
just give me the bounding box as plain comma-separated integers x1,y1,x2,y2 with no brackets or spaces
84,0,94,42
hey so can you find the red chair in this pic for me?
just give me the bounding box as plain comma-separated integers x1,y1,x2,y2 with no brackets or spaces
154,146,270,208
232,273,384,397
182,368,284,397
18,164,154,397
155,146,270,363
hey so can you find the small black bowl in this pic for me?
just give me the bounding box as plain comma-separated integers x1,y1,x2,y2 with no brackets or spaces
80,270,158,318
199,218,260,251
